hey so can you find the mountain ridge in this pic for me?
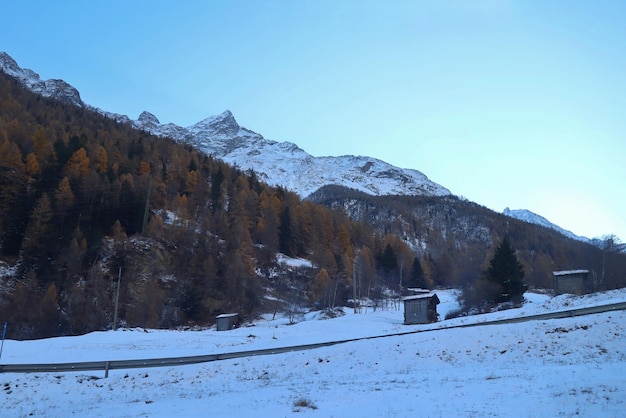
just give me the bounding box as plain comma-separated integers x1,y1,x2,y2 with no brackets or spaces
134,109,452,198
2,50,599,243
502,208,592,244
0,51,450,199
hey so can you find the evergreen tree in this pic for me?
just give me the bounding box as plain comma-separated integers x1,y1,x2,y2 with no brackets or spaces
279,206,295,256
379,243,397,273
483,237,527,303
407,256,426,289
210,166,224,213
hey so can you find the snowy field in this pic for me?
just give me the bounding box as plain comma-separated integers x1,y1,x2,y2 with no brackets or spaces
1,289,625,417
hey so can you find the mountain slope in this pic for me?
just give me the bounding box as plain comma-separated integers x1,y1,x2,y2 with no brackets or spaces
133,110,452,198
503,208,591,244
0,67,383,338
307,186,626,290
2,51,610,244
0,52,83,107
0,51,450,200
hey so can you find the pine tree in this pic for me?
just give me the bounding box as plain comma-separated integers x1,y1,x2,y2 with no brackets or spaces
408,257,426,289
380,243,397,273
279,206,295,256
483,237,527,303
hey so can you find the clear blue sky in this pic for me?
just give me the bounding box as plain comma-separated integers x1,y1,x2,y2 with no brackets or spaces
2,1,625,241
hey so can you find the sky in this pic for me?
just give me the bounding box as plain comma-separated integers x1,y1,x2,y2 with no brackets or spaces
2,1,625,241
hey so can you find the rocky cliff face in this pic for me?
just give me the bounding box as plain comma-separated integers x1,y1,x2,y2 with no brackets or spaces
0,52,84,107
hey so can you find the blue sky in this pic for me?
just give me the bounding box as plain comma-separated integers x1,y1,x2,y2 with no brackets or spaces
2,1,625,241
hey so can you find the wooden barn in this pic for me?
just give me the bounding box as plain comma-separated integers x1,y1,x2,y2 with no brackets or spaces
402,292,440,325
216,313,240,331
553,270,590,296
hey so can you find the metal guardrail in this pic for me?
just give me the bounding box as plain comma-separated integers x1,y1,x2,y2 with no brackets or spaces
1,301,625,377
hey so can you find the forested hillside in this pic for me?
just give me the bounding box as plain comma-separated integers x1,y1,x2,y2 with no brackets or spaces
1,70,625,340
308,186,626,290
0,72,386,339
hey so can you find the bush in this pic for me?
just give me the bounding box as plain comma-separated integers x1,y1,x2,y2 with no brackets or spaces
458,279,503,314
293,398,317,411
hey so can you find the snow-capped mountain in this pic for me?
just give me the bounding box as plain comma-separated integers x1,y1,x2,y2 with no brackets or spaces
1,51,612,246
503,208,592,244
133,110,451,198
0,51,450,199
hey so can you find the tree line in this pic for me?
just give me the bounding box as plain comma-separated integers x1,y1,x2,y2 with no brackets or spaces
309,185,626,292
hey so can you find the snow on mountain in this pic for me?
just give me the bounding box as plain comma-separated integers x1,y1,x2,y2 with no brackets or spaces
0,51,607,240
137,109,451,198
0,51,451,200
0,52,83,107
503,207,592,243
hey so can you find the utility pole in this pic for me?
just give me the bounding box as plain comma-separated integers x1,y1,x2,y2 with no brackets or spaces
113,267,121,331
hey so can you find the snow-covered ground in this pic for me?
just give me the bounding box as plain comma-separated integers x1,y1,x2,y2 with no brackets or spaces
1,289,625,417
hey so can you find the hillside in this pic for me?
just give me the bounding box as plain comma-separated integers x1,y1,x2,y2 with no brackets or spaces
0,51,450,200
503,207,592,243
0,289,625,417
308,185,626,290
1,55,626,341
0,70,378,339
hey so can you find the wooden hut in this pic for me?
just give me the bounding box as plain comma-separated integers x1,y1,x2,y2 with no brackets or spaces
553,270,590,296
402,292,440,325
216,313,240,331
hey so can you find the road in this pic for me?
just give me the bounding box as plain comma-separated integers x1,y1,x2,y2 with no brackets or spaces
1,301,625,377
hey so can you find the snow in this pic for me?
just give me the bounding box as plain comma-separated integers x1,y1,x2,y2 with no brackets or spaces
553,269,590,276
215,313,239,319
503,208,591,243
1,289,625,417
401,292,438,300
132,106,452,199
276,253,314,269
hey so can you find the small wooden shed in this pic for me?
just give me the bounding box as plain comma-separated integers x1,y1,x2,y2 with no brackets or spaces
553,270,590,296
402,292,440,325
216,313,240,331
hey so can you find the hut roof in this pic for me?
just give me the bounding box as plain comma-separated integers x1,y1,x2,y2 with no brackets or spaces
216,313,239,319
402,293,440,304
553,270,589,276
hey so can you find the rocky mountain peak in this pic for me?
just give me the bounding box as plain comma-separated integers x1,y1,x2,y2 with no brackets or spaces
137,111,160,126
1,51,450,199
503,207,591,244
0,51,83,107
0,51,21,74
189,109,240,137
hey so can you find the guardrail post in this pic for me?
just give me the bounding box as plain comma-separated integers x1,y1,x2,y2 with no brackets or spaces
104,361,110,378
0,322,7,361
